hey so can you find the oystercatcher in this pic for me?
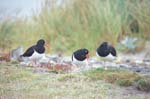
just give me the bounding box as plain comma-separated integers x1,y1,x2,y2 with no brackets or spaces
72,48,89,70
96,42,117,70
20,39,48,66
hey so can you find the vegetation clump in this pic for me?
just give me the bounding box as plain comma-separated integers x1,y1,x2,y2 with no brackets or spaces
83,68,141,87
136,76,150,92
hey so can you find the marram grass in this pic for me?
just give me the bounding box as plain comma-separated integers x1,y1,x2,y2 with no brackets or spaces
0,0,149,54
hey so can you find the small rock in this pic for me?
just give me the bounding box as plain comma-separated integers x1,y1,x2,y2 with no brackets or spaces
129,66,142,73
10,46,23,61
119,64,130,68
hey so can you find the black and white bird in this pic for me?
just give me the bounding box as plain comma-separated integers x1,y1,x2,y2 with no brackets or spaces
20,39,48,66
72,48,89,70
96,42,117,70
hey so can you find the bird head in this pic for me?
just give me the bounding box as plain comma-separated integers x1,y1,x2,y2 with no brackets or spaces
37,39,45,46
83,48,89,59
37,39,50,48
101,42,108,47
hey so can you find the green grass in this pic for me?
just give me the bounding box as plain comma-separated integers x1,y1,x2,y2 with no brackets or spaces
83,68,150,92
0,0,149,54
136,76,150,92
83,68,141,86
0,63,111,98
0,63,150,99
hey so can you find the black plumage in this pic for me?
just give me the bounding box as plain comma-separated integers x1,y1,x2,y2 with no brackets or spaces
22,39,45,57
96,42,117,70
72,48,89,61
96,42,117,57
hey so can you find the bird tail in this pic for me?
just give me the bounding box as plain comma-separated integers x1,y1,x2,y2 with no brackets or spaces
109,46,117,57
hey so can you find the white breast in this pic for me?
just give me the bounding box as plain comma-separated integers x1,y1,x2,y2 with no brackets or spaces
96,52,116,61
101,53,116,61
29,50,45,61
72,55,88,66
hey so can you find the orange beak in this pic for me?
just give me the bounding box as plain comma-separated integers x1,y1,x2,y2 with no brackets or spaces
44,43,50,48
86,54,89,60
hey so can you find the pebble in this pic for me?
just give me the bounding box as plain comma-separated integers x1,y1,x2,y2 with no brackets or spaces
17,54,150,75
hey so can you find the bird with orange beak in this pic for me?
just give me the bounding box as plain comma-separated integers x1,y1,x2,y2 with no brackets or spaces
72,48,89,70
20,39,50,66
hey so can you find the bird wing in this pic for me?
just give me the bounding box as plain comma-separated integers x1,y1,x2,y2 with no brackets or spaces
109,46,117,56
22,46,34,57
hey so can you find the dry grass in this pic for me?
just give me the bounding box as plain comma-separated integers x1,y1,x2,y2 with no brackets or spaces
0,63,109,98
0,63,150,99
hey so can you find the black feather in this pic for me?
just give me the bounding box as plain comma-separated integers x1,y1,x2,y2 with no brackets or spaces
96,42,109,57
22,46,34,57
96,42,117,57
109,45,117,56
21,39,45,57
73,48,89,61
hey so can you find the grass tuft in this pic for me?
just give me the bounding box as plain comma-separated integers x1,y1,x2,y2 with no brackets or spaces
83,68,141,86
57,74,76,81
136,76,150,92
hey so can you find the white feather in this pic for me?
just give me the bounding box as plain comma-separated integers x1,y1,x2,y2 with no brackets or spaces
29,50,45,61
96,52,116,61
72,55,88,67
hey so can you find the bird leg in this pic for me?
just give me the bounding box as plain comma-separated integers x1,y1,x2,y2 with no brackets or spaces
31,59,37,67
34,60,37,66
104,61,108,70
71,63,79,72
85,59,90,70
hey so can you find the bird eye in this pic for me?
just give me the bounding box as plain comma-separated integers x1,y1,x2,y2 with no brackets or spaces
85,51,88,54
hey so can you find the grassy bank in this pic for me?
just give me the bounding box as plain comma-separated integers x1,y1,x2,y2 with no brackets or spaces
0,63,150,99
0,0,150,54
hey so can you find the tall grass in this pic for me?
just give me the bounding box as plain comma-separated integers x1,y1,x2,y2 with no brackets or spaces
126,0,150,39
0,0,149,54
34,0,122,54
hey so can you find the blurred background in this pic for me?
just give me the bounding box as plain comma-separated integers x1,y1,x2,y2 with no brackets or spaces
0,0,149,55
